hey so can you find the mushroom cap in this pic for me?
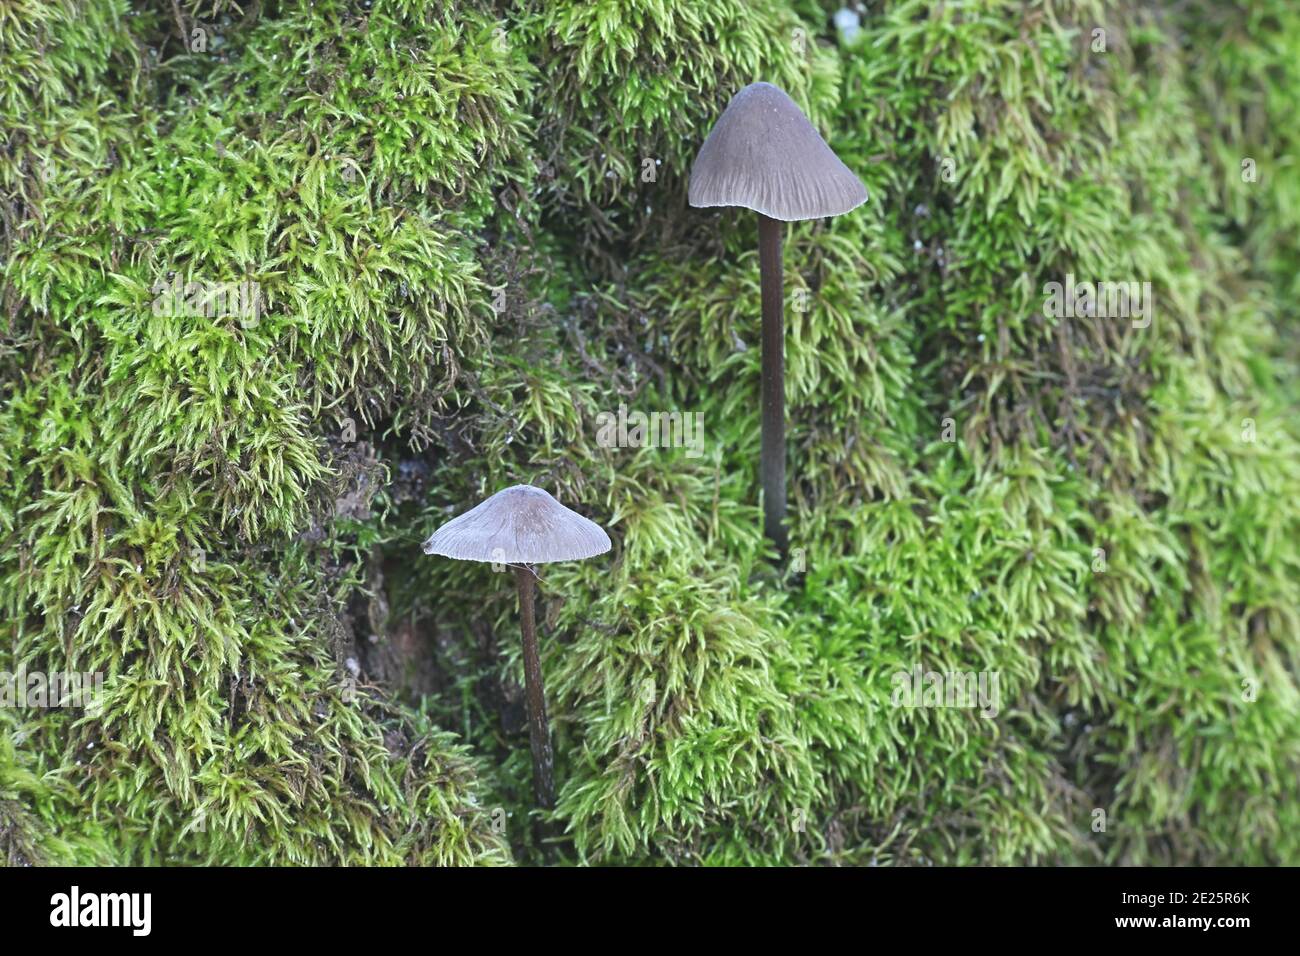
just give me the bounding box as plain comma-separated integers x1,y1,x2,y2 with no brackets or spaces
688,82,867,222
421,484,611,565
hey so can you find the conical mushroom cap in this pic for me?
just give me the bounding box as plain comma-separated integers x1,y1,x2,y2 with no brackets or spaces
688,82,867,222
421,484,611,565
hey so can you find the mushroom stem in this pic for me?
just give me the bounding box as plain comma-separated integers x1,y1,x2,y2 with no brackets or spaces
514,565,555,808
758,213,788,557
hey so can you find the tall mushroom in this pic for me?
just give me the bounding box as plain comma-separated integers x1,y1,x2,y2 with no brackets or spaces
689,82,867,556
422,484,611,808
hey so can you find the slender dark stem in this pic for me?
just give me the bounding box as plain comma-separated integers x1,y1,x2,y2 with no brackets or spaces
758,213,788,558
514,565,555,808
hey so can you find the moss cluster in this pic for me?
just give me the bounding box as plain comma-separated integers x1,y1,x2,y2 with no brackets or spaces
2,0,1297,865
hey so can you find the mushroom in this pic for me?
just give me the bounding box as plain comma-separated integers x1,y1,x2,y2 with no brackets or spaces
689,82,867,556
422,484,611,807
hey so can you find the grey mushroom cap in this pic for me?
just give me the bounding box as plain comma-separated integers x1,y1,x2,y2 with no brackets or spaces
421,484,611,565
688,82,867,222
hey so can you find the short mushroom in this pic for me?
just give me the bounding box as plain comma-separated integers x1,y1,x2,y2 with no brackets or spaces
422,484,611,808
689,82,867,556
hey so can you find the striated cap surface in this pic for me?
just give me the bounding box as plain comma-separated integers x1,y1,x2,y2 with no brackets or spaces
689,82,867,222
422,484,611,565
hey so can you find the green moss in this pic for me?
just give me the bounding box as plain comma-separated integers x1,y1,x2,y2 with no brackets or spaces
2,0,1298,866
